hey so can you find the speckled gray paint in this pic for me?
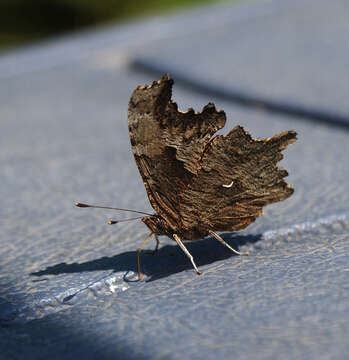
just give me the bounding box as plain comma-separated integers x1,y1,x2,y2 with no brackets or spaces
131,0,349,123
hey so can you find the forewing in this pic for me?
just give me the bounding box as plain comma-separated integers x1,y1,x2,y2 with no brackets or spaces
179,126,297,233
128,74,226,230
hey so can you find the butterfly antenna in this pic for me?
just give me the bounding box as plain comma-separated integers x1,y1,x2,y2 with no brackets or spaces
75,202,153,216
108,216,144,225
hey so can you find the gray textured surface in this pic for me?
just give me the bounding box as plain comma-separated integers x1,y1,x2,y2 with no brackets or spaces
1,0,349,359
2,229,349,360
132,0,349,124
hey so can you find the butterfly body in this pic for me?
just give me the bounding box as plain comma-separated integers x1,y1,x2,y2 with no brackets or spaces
142,214,212,241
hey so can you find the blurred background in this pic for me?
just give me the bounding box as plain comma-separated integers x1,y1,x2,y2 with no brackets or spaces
0,0,235,51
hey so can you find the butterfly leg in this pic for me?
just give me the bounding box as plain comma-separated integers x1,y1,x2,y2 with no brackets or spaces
173,234,201,275
137,231,154,280
209,230,248,256
153,234,160,253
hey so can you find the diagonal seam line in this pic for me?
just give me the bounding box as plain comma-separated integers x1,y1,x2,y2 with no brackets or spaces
130,58,349,131
252,211,349,246
7,211,349,324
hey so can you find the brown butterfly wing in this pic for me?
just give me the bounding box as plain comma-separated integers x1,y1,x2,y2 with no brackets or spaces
128,74,297,239
178,126,297,235
128,74,226,231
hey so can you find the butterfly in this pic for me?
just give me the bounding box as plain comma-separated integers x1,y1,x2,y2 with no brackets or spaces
76,74,297,279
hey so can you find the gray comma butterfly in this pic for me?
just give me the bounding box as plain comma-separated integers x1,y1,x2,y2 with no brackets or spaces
76,74,297,279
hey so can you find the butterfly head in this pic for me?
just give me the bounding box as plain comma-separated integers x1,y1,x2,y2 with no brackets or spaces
142,215,173,237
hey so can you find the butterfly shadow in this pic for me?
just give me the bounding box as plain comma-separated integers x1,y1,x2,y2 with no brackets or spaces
31,233,262,282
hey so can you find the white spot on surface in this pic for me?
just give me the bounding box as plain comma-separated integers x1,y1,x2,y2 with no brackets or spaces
90,51,129,70
105,276,129,293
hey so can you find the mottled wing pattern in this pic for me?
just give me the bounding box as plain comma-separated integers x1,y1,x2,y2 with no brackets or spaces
128,74,226,231
128,74,296,238
179,126,297,234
